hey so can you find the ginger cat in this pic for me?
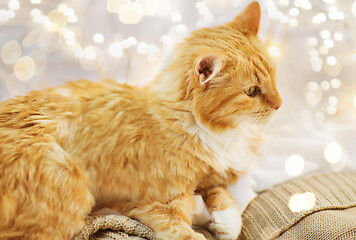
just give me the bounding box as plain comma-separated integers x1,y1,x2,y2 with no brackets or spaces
0,2,281,240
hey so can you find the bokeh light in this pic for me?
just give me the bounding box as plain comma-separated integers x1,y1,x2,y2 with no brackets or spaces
285,154,305,176
289,192,316,212
93,33,104,43
1,40,22,65
119,2,144,24
268,44,281,58
14,56,36,81
109,42,123,58
324,142,343,164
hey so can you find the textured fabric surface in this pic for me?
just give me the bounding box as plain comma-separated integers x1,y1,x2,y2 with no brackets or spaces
75,172,356,240
74,214,217,240
238,171,356,240
278,207,356,240
74,214,158,240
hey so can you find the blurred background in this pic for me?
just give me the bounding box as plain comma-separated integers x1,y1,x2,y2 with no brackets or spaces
1,0,356,208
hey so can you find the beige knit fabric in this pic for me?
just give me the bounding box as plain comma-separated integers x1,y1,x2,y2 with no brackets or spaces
74,214,157,240
73,214,216,240
75,172,356,240
238,172,356,240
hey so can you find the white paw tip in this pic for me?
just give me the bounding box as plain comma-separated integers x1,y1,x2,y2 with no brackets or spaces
210,208,242,240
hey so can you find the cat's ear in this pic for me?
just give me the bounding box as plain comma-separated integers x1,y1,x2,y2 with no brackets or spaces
230,1,261,35
194,53,225,85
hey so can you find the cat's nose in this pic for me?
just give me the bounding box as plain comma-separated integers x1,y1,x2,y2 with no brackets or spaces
273,103,281,110
269,94,282,110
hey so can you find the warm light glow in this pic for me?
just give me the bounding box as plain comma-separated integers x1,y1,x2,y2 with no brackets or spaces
14,56,36,81
107,0,129,13
324,39,334,48
312,13,326,24
324,142,343,163
31,0,41,4
308,37,318,46
334,32,343,41
352,1,356,17
289,192,316,212
324,0,335,4
119,2,143,24
294,0,312,9
31,8,41,17
328,96,338,105
57,3,68,12
1,40,22,65
93,33,104,43
330,78,341,88
353,96,356,110
308,81,319,91
137,42,148,54
279,0,289,5
329,11,344,20
109,42,123,58
285,154,305,176
310,56,322,72
324,59,341,77
319,46,329,55
327,105,337,115
305,81,322,106
321,81,330,90
0,10,9,22
8,10,15,18
289,8,299,17
139,0,160,16
46,10,67,32
64,8,75,17
171,13,182,22
8,0,20,11
84,46,97,60
176,24,188,34
326,56,337,65
268,45,281,58
68,15,78,23
126,36,137,46
320,29,331,39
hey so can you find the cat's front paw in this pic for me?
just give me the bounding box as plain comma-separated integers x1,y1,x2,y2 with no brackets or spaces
209,208,242,240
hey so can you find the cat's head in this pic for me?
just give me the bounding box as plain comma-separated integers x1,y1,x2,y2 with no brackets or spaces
176,1,282,132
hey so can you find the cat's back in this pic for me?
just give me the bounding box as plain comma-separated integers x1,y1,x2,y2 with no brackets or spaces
0,79,135,128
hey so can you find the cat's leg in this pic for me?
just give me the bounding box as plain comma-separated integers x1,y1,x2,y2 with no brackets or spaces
201,186,242,240
125,193,206,240
0,141,94,240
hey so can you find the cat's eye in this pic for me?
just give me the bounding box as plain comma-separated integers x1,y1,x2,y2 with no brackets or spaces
243,86,260,97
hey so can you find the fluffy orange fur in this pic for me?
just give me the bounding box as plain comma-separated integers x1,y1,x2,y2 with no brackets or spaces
0,2,281,240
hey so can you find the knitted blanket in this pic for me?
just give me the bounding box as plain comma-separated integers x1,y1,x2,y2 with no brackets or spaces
238,172,356,240
75,172,356,240
74,210,215,240
74,214,157,240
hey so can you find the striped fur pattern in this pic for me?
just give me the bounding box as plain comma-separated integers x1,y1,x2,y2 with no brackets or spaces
0,2,281,240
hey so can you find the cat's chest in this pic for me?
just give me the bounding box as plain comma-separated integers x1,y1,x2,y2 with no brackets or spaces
188,124,258,172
